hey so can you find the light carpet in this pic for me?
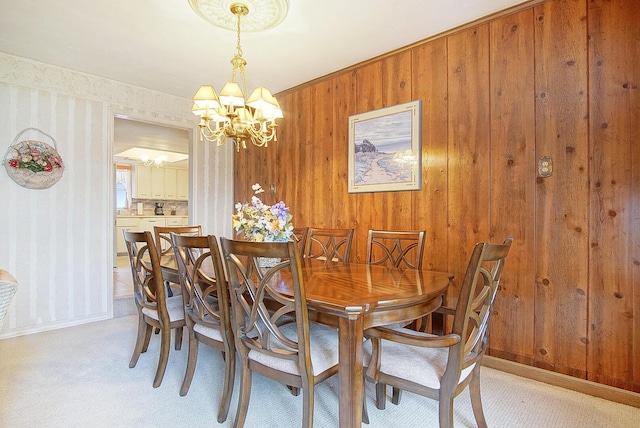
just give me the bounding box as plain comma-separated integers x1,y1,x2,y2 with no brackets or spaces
1,315,638,427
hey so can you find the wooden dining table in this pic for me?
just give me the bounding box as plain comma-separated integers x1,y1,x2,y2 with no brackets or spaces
272,259,452,428
160,255,451,427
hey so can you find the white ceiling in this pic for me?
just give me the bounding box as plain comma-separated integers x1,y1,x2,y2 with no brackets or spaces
0,0,531,159
0,0,531,100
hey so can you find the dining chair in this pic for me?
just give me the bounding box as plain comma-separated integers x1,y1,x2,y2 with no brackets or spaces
123,230,185,388
292,226,308,256
364,238,513,428
302,227,355,264
171,233,235,423
220,238,340,428
366,229,426,269
154,225,202,261
154,225,202,294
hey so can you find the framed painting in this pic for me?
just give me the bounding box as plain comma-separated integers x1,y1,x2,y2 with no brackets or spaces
348,100,421,193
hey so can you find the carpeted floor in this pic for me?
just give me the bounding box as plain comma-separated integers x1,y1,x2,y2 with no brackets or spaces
1,315,639,427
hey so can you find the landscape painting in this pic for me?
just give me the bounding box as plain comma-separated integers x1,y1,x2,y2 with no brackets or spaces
348,100,421,193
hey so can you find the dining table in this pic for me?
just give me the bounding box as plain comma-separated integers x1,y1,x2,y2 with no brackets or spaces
272,259,452,428
160,254,451,427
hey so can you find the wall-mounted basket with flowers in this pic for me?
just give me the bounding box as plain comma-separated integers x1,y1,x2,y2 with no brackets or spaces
3,128,64,190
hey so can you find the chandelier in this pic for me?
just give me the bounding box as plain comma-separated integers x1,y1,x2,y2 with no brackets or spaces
191,2,284,151
141,154,167,168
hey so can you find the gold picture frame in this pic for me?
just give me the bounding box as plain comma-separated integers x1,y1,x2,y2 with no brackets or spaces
348,100,421,193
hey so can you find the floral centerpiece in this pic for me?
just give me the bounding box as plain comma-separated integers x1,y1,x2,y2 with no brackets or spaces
232,183,294,242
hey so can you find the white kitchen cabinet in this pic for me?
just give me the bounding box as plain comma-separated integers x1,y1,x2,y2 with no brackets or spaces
134,165,152,199
176,169,188,201
165,217,183,227
116,217,140,254
164,168,177,200
138,217,166,234
133,166,187,201
150,167,164,199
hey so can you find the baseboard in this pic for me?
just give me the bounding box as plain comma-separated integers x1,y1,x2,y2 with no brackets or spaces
483,356,640,408
0,312,111,340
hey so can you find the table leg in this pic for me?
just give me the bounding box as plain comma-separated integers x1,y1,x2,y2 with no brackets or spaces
338,314,364,428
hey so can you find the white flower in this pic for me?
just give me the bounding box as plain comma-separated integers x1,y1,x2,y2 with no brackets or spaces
252,183,265,194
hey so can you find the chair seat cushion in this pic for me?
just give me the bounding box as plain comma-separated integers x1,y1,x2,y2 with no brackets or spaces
193,322,223,342
248,321,338,377
364,327,475,389
141,295,185,322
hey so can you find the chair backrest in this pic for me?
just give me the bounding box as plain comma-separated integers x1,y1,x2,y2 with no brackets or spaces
0,269,18,329
444,238,513,384
220,239,314,376
154,225,202,259
123,230,169,324
171,234,232,338
302,227,354,263
366,229,426,269
292,227,308,256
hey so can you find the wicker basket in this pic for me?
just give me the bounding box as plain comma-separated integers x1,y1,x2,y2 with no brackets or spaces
0,269,18,329
3,128,64,190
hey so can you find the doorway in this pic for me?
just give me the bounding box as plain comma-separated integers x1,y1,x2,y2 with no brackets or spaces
111,115,191,313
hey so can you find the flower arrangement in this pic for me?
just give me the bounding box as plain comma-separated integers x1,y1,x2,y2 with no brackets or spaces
7,141,64,173
232,183,293,242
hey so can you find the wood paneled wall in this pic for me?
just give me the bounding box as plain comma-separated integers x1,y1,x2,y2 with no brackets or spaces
233,0,640,392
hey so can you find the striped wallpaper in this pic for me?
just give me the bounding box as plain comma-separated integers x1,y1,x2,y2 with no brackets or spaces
0,53,234,338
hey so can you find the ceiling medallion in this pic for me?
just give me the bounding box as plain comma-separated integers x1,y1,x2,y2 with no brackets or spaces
188,0,289,32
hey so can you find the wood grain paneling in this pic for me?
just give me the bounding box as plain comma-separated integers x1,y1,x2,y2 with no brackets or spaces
488,9,537,361
588,0,640,391
234,0,640,393
411,39,449,272
353,62,384,261
309,81,335,228
331,72,357,233
446,25,491,307
534,0,589,377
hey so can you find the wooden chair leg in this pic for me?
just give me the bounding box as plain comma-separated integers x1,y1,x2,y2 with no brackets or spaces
362,387,370,424
217,347,236,423
438,396,454,428
234,364,252,428
153,327,171,388
391,387,402,405
174,326,183,350
288,385,301,396
141,324,153,352
469,366,487,428
302,383,314,428
130,317,150,368
179,332,198,396
375,382,386,409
